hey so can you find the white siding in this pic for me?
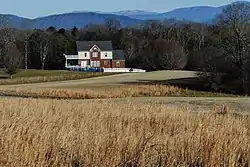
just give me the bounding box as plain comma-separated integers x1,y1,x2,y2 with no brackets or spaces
78,51,90,59
100,51,112,59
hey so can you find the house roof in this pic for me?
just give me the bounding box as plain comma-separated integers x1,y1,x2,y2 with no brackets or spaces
113,50,125,60
76,41,113,51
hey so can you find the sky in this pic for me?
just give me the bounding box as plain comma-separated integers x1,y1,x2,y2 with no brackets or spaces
0,0,246,18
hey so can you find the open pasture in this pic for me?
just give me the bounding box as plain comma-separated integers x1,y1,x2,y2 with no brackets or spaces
0,70,197,88
0,97,249,166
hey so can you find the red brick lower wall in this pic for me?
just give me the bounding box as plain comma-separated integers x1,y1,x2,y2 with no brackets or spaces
112,60,125,68
100,59,112,68
75,59,125,68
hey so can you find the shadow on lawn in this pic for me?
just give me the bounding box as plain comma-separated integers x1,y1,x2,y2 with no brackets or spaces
120,77,244,95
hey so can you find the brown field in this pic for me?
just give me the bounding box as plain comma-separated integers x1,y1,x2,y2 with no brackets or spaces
115,97,250,114
0,97,249,167
0,70,249,112
0,71,249,166
0,84,237,99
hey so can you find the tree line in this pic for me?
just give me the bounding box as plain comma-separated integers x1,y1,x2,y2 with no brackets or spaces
0,2,250,94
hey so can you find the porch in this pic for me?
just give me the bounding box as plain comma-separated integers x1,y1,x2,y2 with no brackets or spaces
64,54,101,68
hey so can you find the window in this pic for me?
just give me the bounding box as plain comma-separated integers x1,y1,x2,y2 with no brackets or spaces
116,61,120,67
91,61,100,67
104,60,108,65
84,53,87,57
105,53,107,57
92,52,98,57
96,61,100,67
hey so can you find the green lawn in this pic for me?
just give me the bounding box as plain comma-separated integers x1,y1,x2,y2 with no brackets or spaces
0,69,118,85
0,69,84,78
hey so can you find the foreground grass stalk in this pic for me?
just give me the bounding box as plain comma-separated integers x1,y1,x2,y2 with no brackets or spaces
0,98,249,166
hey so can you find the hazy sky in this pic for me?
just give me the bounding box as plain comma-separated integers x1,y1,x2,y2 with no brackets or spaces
0,0,245,18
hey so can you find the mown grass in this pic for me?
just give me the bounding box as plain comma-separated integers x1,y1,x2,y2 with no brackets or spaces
0,69,77,78
0,84,240,99
0,69,117,85
0,98,249,166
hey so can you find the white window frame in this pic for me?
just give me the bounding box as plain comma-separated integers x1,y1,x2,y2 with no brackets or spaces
92,52,98,57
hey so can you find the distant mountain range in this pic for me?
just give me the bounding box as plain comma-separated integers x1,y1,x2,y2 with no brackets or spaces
0,1,249,29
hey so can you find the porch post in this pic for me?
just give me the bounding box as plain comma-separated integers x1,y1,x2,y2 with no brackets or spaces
64,54,67,68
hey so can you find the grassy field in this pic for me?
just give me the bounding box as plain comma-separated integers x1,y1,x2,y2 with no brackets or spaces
0,70,197,88
0,69,77,78
0,70,246,102
0,84,241,101
0,69,117,85
1,70,249,166
0,97,249,166
1,84,249,112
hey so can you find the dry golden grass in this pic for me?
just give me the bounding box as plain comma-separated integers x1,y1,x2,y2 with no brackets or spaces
0,98,249,167
0,84,236,99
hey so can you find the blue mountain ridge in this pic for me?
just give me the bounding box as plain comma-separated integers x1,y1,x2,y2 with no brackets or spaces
0,1,249,29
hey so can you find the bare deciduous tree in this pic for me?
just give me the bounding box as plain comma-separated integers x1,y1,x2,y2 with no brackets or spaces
160,40,188,70
32,30,52,70
1,44,23,78
121,28,141,66
138,39,187,71
18,30,33,70
200,2,250,94
40,39,50,70
0,17,23,77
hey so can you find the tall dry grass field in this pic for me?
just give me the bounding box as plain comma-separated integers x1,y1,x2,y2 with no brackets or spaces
0,84,235,99
0,98,249,167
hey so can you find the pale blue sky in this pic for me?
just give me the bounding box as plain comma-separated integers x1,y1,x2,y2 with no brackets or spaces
0,0,243,18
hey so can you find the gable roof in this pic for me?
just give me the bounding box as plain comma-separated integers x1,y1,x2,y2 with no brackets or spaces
76,41,113,51
113,50,125,60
